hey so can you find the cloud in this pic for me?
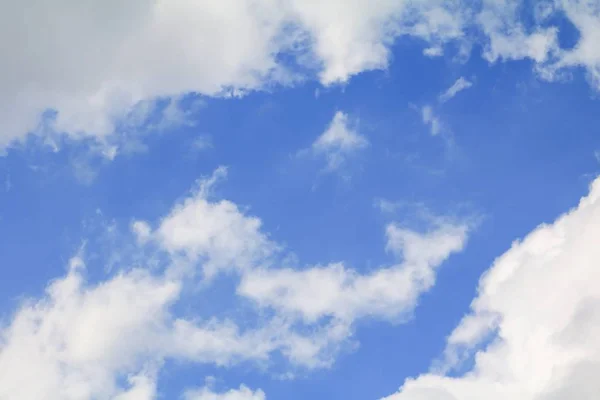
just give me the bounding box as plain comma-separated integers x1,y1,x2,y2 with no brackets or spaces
421,106,442,136
312,111,369,171
0,258,176,400
184,385,265,400
238,217,470,334
0,0,470,151
438,77,473,103
4,1,600,153
382,176,600,400
0,168,473,398
477,0,559,64
0,256,285,400
155,168,277,279
131,220,152,244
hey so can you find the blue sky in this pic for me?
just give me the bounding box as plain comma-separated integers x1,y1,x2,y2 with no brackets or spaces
2,1,600,400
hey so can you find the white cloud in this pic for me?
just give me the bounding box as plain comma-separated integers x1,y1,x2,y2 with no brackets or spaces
0,167,476,398
238,218,470,327
0,0,470,151
474,1,600,90
112,372,157,400
286,0,467,85
131,220,152,244
0,168,478,400
421,106,442,136
477,0,559,64
0,256,290,400
4,0,600,153
438,77,473,103
552,1,600,88
155,168,276,279
312,111,369,171
0,261,177,400
184,385,265,400
382,176,600,400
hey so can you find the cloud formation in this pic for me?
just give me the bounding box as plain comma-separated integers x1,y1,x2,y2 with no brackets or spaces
239,221,469,324
5,1,600,153
421,106,442,136
0,168,471,398
312,111,369,171
383,176,600,400
438,77,473,103
184,385,265,400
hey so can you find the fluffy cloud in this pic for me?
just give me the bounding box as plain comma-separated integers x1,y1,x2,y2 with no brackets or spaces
0,168,472,398
0,257,173,400
4,0,600,152
551,1,600,87
239,220,469,324
153,168,472,366
311,111,369,171
155,167,276,279
382,176,600,400
0,242,310,399
184,385,265,400
477,0,559,64
0,251,290,399
0,0,469,150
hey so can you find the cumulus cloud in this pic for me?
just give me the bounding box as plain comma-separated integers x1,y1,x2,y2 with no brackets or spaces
238,217,471,361
0,0,470,151
0,259,173,400
438,77,473,103
311,111,369,171
477,0,559,64
156,181,276,278
184,385,265,400
0,168,472,398
0,235,308,399
4,0,600,152
382,176,600,400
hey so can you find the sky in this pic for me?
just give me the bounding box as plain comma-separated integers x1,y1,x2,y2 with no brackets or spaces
1,1,600,399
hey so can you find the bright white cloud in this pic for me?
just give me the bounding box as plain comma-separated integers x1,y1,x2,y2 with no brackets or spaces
4,0,600,152
287,0,467,84
112,373,157,400
184,385,265,400
0,168,472,398
477,0,559,64
0,0,468,151
439,77,473,103
155,168,276,279
551,1,600,88
312,111,369,171
0,256,288,400
382,176,600,400
0,258,176,400
238,218,470,327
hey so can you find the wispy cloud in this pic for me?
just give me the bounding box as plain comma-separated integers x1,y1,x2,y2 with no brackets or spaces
421,105,442,136
438,77,473,103
312,111,369,171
